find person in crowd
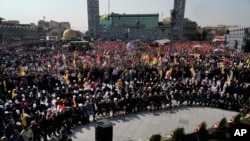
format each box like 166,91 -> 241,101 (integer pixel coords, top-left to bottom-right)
4,119 -> 15,140
0,136 -> 8,141
20,126 -> 33,141
1,39 -> 250,141
9,129 -> 24,141
58,129 -> 68,141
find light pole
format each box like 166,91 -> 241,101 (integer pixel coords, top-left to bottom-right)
136,20 -> 140,40
127,28 -> 130,40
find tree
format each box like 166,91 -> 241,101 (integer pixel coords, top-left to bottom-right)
202,30 -> 208,41
234,40 -> 238,50
171,127 -> 185,141
0,17 -> 4,24
244,38 -> 250,53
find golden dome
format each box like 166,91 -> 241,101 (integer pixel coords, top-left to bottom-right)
62,29 -> 77,39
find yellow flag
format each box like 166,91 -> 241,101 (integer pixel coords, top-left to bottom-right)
226,74 -> 231,84
64,73 -> 69,84
83,80 -> 88,88
83,63 -> 88,69
174,56 -> 177,64
21,109 -> 27,126
19,65 -> 25,76
77,72 -> 81,80
3,80 -> 7,92
145,54 -> 150,64
190,67 -> 195,76
73,59 -> 76,68
195,54 -> 200,59
159,69 -> 163,78
12,89 -> 16,99
152,57 -> 157,65
73,51 -> 77,59
220,62 -> 224,73
237,61 -> 243,68
73,99 -> 77,108
246,58 -> 250,68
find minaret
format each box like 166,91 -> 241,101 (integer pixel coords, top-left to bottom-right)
87,0 -> 100,39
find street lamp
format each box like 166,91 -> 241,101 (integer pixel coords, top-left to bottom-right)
127,28 -> 130,40
136,20 -> 140,40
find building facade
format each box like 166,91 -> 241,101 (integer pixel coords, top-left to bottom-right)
107,13 -> 159,28
0,24 -> 38,40
87,0 -> 100,39
160,17 -> 197,40
99,13 -> 166,41
38,20 -> 71,40
171,0 -> 186,40
228,26 -> 249,52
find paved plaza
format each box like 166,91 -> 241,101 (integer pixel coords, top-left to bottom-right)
50,106 -> 238,141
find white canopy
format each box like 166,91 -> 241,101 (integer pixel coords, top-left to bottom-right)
153,39 -> 170,45
194,44 -> 203,48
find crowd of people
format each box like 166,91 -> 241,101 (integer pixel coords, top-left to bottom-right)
0,39 -> 250,141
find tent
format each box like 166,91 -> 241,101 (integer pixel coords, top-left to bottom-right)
153,39 -> 170,45
194,44 -> 203,48
213,48 -> 225,52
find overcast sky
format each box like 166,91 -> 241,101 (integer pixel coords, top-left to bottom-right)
1,0 -> 250,32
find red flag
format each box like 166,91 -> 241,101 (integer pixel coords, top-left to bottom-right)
57,104 -> 65,112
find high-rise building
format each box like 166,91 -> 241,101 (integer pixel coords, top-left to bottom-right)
171,0 -> 186,40
228,26 -> 249,52
87,0 -> 100,38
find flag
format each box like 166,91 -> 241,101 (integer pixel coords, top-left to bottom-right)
165,67 -> 173,79
102,61 -> 107,68
3,80 -> 7,92
73,51 -> 78,59
190,67 -> 195,77
237,61 -> 243,68
226,74 -> 231,84
21,109 -> 27,126
64,73 -> 69,84
174,56 -> 177,64
152,56 -> 157,65
159,69 -> 163,79
19,65 -> 25,76
72,99 -> 77,108
57,104 -> 65,112
246,58 -> 250,68
12,89 -> 16,99
77,72 -> 81,80
83,80 -> 88,88
126,41 -> 133,52
230,70 -> 234,81
144,54 -> 150,64
220,62 -> 224,73
73,59 -> 76,68
194,54 -> 200,60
